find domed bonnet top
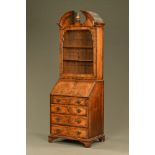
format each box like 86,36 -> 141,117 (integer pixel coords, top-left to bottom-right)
58,10 -> 105,28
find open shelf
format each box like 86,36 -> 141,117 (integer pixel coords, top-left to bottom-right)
63,46 -> 93,49
63,30 -> 93,47
62,30 -> 93,75
63,61 -> 93,74
63,48 -> 93,62
63,59 -> 93,62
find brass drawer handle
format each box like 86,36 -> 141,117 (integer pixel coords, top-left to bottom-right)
56,107 -> 60,111
76,100 -> 81,104
76,109 -> 81,113
56,129 -> 61,133
76,119 -> 81,124
76,131 -> 81,135
56,117 -> 60,122
56,99 -> 60,103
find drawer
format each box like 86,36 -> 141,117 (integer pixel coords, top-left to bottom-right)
51,125 -> 68,136
51,96 -> 87,106
70,98 -> 86,105
69,115 -> 88,127
51,125 -> 88,139
51,104 -> 87,116
51,114 -> 69,126
52,96 -> 70,104
69,126 -> 88,139
51,114 -> 88,127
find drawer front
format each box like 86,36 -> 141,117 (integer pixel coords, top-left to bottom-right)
51,125 -> 67,136
51,114 -> 88,127
70,106 -> 87,116
51,114 -> 69,126
52,96 -> 70,104
51,96 -> 87,106
51,125 -> 88,139
51,104 -> 68,114
70,98 -> 86,105
69,126 -> 88,139
69,115 -> 88,127
51,104 -> 87,116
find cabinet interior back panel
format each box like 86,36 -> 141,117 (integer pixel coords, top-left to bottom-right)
62,30 -> 93,75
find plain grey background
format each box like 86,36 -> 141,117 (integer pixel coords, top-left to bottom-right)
27,0 -> 128,154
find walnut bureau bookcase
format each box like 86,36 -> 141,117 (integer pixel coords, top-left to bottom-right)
48,10 -> 105,148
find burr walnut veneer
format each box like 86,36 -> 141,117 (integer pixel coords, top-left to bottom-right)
48,10 -> 105,147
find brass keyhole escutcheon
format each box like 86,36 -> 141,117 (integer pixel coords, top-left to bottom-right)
76,100 -> 80,104
56,99 -> 60,103
77,109 -> 81,113
56,129 -> 61,133
76,119 -> 81,124
76,131 -> 81,135
56,107 -> 60,111
56,117 -> 60,122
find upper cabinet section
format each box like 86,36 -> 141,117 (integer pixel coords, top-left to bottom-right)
59,11 -> 105,80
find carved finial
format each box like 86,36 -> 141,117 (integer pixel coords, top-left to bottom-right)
75,12 -> 80,22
